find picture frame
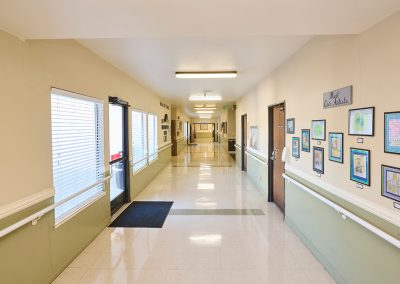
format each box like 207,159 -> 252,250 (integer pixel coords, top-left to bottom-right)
287,118 -> 295,134
350,148 -> 370,186
348,107 -> 375,136
249,126 -> 259,150
313,147 -> 324,174
329,132 -> 344,163
382,165 -> 400,202
384,112 -> 400,154
292,137 -> 300,158
312,120 -> 326,141
200,124 -> 208,130
301,129 -> 310,152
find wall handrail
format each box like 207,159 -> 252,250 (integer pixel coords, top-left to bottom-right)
245,149 -> 268,166
283,173 -> 400,250
0,175 -> 112,239
158,143 -> 173,153
234,144 -> 241,149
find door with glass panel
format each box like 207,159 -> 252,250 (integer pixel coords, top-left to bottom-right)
109,97 -> 130,214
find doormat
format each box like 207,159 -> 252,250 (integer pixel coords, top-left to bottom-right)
109,201 -> 173,228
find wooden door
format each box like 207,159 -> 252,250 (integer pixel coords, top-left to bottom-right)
242,114 -> 247,171
271,105 -> 285,211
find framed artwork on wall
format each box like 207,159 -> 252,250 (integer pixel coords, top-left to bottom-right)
384,112 -> 400,154
287,118 -> 295,134
292,137 -> 300,158
200,124 -> 208,130
382,165 -> 400,202
249,126 -> 259,150
350,148 -> 370,186
348,107 -> 375,136
313,147 -> 324,174
329,132 -> 344,163
312,120 -> 326,140
301,129 -> 310,152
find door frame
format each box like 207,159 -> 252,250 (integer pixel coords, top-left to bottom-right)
267,101 -> 285,203
241,114 -> 247,171
109,96 -> 131,215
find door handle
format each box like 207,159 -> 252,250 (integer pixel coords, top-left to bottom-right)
270,151 -> 275,161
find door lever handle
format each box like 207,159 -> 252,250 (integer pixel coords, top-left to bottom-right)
270,151 -> 275,161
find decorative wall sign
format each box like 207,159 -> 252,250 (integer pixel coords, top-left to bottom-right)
329,132 -> 344,163
160,101 -> 170,110
313,147 -> 324,174
384,112 -> 400,154
348,107 -> 375,136
323,86 -> 353,109
312,120 -> 326,140
287,118 -> 295,134
382,165 -> 400,202
249,126 -> 259,150
350,148 -> 370,186
292,137 -> 300,158
301,129 -> 310,152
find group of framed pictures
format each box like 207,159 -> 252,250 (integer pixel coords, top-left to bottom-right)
287,107 -> 400,204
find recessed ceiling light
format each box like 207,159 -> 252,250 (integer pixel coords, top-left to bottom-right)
176,71 -> 237,79
189,95 -> 222,101
199,115 -> 212,119
196,110 -> 214,114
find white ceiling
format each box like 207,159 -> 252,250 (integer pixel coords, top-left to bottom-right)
0,0 -> 399,117
79,36 -> 311,116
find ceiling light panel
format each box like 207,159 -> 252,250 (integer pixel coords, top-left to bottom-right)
196,110 -> 214,114
176,71 -> 237,79
189,95 -> 222,101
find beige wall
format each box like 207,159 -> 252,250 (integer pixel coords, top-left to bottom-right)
236,11 -> 400,223
0,31 -> 170,207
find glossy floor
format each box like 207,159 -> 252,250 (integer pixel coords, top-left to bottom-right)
53,141 -> 335,284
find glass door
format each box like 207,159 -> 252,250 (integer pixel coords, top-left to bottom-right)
109,97 -> 130,214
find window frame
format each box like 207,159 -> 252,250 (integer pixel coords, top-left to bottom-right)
50,88 -> 105,227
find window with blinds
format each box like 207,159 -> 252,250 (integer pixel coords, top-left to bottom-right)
148,114 -> 158,162
51,88 -> 105,225
132,110 -> 147,173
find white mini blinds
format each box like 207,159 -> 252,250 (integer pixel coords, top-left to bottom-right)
51,88 -> 105,225
148,114 -> 158,162
132,110 -> 147,172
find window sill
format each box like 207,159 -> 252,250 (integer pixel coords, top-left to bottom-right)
54,191 -> 106,229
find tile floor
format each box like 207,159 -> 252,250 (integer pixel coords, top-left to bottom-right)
53,141 -> 335,284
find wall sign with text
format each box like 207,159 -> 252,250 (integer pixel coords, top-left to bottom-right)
323,86 -> 353,109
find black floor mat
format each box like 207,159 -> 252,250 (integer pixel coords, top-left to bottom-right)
109,201 -> 173,228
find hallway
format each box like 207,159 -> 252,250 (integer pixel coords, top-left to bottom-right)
53,142 -> 334,284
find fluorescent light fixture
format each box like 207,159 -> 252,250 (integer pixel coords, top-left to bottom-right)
199,115 -> 212,119
194,107 -> 217,110
189,95 -> 222,101
176,71 -> 237,79
196,110 -> 214,114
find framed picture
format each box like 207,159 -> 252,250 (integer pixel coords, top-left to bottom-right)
313,147 -> 324,174
287,118 -> 295,134
301,129 -> 310,152
348,107 -> 375,136
382,165 -> 400,202
249,126 -> 259,150
292,137 -> 300,158
350,148 -> 370,186
200,124 -> 208,130
312,120 -> 326,140
329,132 -> 344,163
384,112 -> 400,154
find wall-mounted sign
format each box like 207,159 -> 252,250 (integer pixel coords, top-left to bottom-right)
160,101 -> 170,110
323,86 -> 352,109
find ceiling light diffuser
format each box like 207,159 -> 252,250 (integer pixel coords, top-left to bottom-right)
199,115 -> 212,119
189,95 -> 222,101
176,71 -> 237,79
196,110 -> 214,114
194,107 -> 217,110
